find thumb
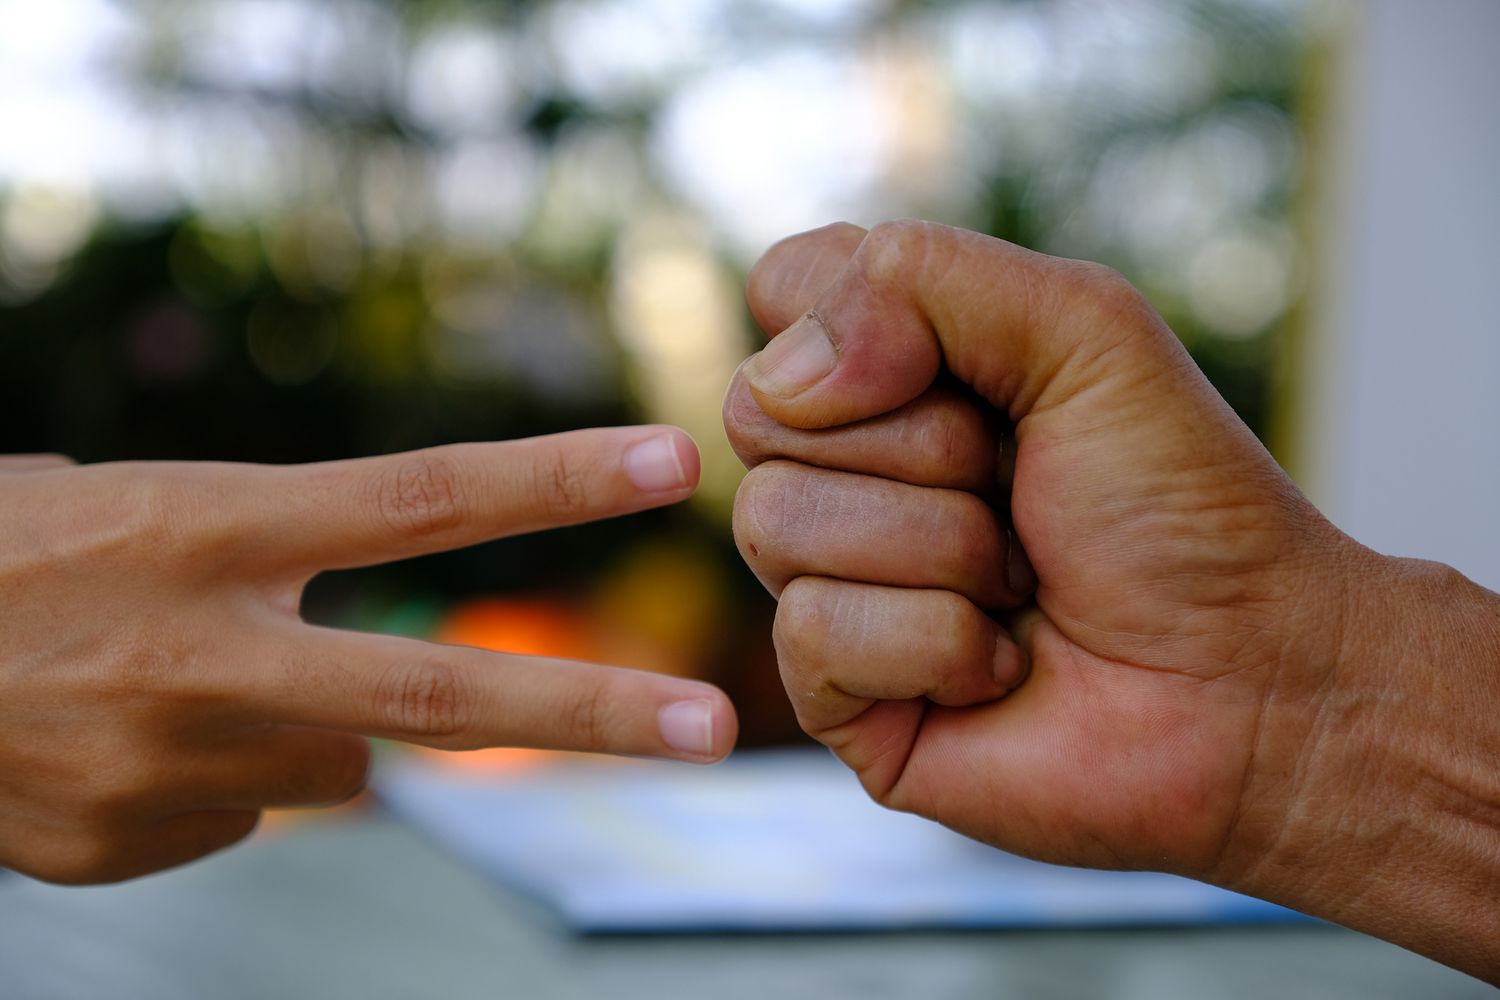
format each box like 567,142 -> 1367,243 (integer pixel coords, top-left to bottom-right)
741,220 -> 1177,428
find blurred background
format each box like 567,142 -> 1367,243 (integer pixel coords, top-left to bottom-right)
0,0 -> 1324,760
2,0 -> 1495,773
6,5 -> 1500,996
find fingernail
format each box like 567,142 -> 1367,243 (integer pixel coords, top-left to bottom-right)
658,699 -> 714,757
742,312 -> 837,398
624,434 -> 688,492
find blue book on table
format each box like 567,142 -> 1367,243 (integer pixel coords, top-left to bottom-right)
376,748 -> 1309,934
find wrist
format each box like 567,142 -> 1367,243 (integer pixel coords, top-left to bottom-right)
1223,544 -> 1500,980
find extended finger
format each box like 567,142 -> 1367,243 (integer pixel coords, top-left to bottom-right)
238,426 -> 700,572
724,375 -> 1002,493
733,461 -> 1032,609
243,625 -> 738,763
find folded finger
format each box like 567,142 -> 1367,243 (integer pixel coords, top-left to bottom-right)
43,810 -> 262,885
774,577 -> 1026,736
172,727 -> 371,812
734,461 -> 1030,609
724,375 -> 1002,493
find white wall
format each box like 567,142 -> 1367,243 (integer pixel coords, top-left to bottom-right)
1301,0 -> 1500,589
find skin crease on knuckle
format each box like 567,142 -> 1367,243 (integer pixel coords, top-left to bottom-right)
373,659 -> 472,745
528,443 -> 591,521
373,452 -> 464,540
121,467 -> 253,571
558,681 -> 612,753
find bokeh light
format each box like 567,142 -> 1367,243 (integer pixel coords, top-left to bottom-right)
0,0 -> 1325,750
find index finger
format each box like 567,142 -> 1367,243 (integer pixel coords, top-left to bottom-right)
245,624 -> 738,763
241,426 -> 700,572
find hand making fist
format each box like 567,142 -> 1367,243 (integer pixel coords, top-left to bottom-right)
724,221 -> 1499,982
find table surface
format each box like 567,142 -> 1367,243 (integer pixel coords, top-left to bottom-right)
0,813 -> 1489,1000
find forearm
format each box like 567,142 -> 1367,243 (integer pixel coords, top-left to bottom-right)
1230,552 -> 1500,982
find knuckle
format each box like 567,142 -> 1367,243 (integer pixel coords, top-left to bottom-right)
106,631 -> 194,696
558,683 -> 611,751
720,376 -> 772,464
820,220 -> 868,242
772,579 -> 834,676
1072,259 -> 1133,296
915,407 -> 979,478
374,659 -> 472,740
374,452 -> 464,540
528,444 -> 590,521
929,591 -> 983,667
773,583 -> 852,742
120,473 -> 210,555
732,464 -> 793,560
859,219 -> 934,289
1067,260 -> 1153,329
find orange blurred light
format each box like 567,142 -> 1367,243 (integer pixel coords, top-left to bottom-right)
433,595 -> 592,658
417,596 -> 594,773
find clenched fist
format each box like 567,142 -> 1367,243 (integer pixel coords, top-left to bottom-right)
725,221 -> 1499,983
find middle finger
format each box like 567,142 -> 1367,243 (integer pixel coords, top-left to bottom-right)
734,460 -> 1031,609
